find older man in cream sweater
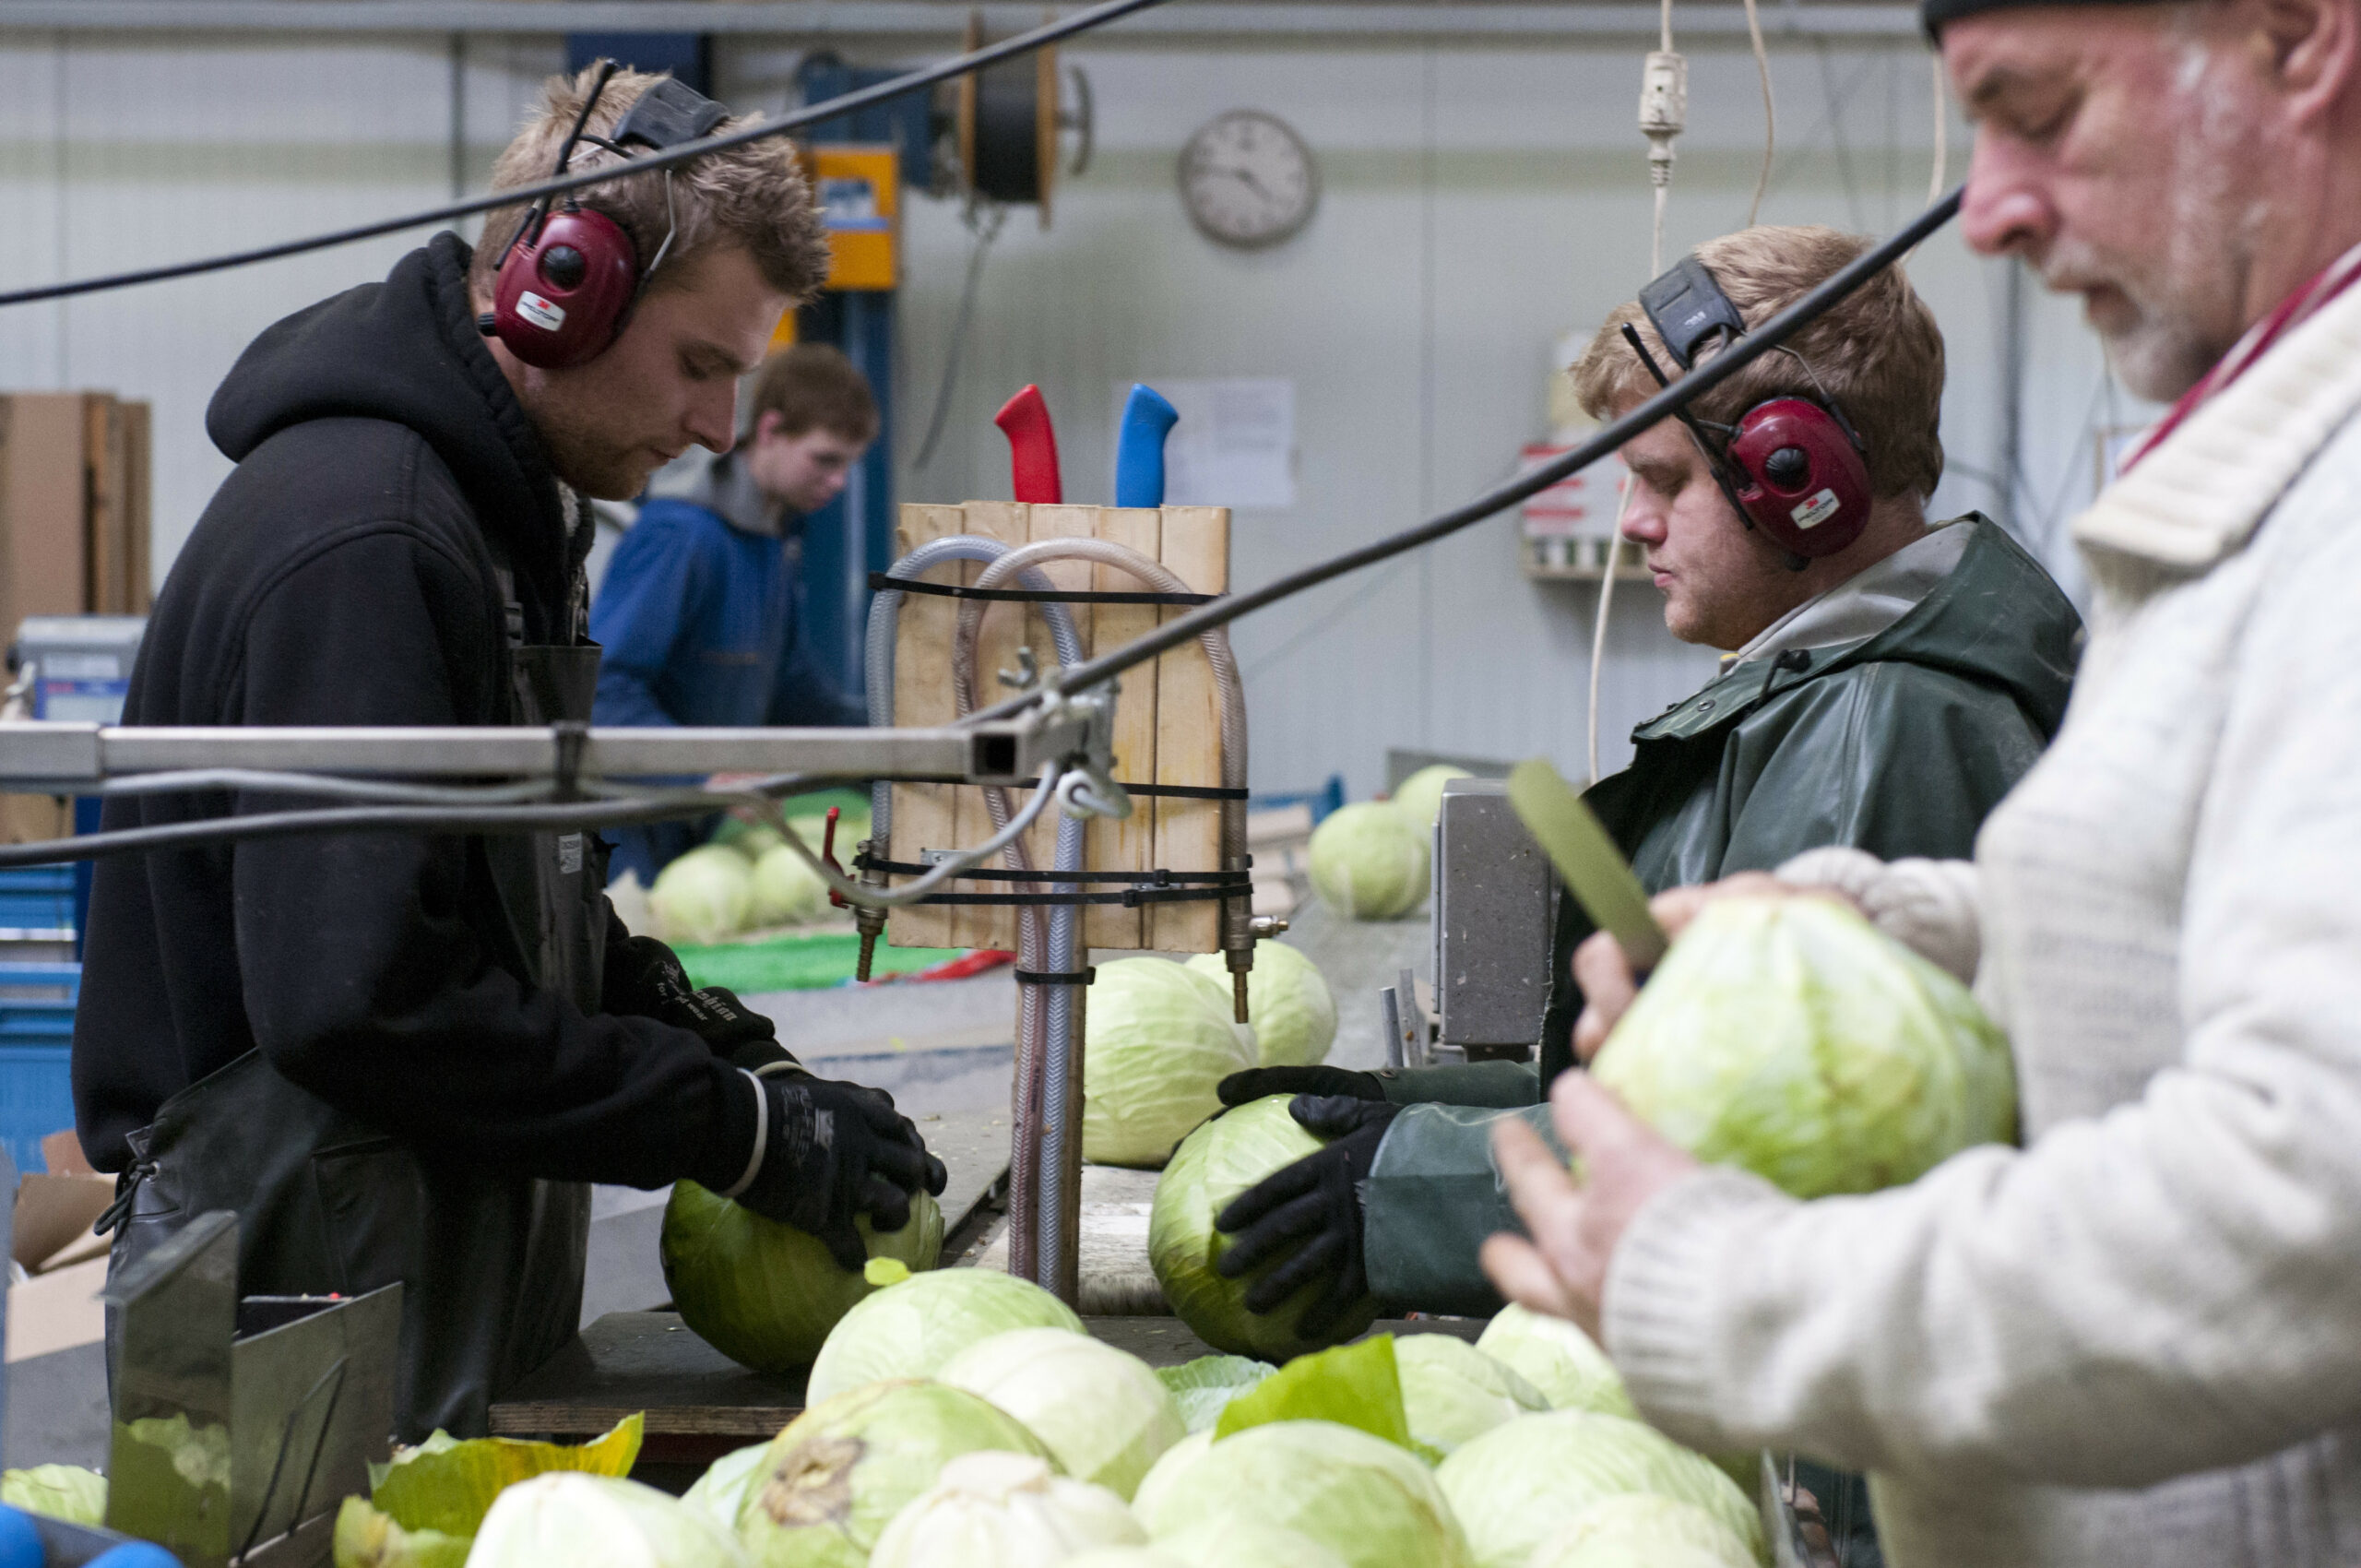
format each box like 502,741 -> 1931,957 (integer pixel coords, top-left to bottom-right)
1483,0 -> 2361,1562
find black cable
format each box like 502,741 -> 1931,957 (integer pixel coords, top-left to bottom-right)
0,0 -> 1171,311
969,184 -> 1966,721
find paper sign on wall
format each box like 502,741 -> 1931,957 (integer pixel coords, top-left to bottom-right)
1117,377 -> 1297,508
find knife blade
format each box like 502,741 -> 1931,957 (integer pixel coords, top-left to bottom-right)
1114,382 -> 1179,507
1505,757 -> 1669,971
994,384 -> 1064,504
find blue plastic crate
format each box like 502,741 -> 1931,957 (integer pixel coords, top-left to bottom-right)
0,869 -> 74,894
0,1039 -> 74,1175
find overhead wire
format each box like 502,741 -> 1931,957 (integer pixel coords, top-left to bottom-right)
0,0 -> 1174,311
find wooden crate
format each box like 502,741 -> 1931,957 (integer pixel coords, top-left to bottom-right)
883,502 -> 1231,955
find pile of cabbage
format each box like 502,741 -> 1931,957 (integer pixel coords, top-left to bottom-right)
536,1265 -> 1758,1568
313,1253 -> 1765,1568
1081,944 -> 1336,1169
647,805 -> 869,946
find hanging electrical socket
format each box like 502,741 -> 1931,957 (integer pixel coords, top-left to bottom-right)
1639,50 -> 1688,139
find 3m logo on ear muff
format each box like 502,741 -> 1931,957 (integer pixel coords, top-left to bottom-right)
515,292 -> 567,333
1791,489 -> 1843,530
1631,255 -> 1876,564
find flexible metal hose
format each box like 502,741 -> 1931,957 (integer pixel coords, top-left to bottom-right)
957,536 -> 1250,1296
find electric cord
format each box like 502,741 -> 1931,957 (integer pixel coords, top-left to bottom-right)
1585,480 -> 1640,784
0,0 -> 1173,311
913,200 -> 1010,471
969,185 -> 1966,720
1741,0 -> 1777,227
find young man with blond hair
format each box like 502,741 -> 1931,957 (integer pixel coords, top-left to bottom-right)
594,342 -> 881,883
1492,0 -> 2361,1560
77,66 -> 943,1437
1207,224 -> 2079,1439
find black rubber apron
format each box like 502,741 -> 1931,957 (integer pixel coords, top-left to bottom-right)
105,552 -> 607,1441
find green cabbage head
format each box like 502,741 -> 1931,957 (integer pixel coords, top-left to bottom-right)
1307,803 -> 1429,921
1471,1304 -> 1636,1419
1148,1095 -> 1380,1359
469,1474 -> 746,1566
1186,942 -> 1337,1068
0,1465 -> 105,1526
680,1444 -> 769,1536
650,846 -> 755,945
803,1266 -> 1084,1405
1591,896 -> 2017,1198
1134,1420 -> 1471,1568
1082,958 -> 1253,1168
1526,1494 -> 1757,1568
866,1452 -> 1144,1568
1434,1410 -> 1760,1568
1389,765 -> 1473,827
1157,1354 -> 1276,1433
661,1179 -> 942,1374
1393,1335 -> 1547,1456
936,1326 -> 1185,1500
751,845 -> 831,927
1157,1518 -> 1353,1568
735,1381 -> 1050,1568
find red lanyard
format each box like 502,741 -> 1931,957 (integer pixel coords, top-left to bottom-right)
2121,245 -> 2361,473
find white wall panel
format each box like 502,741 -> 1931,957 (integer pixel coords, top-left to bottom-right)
1,28 -> 2140,801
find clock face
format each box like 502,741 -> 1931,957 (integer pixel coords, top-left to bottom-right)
1179,110 -> 1319,249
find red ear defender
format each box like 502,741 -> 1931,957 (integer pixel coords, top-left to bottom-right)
1724,398 -> 1874,559
489,205 -> 641,370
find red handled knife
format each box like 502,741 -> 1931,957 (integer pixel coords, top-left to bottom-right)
994,385 -> 1064,504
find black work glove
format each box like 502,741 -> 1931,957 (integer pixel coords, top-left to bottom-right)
731,1071 -> 950,1271
1213,1094 -> 1401,1338
604,934 -> 787,1065
1216,1066 -> 1387,1110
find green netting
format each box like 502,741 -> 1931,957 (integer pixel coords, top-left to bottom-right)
672,932 -> 968,992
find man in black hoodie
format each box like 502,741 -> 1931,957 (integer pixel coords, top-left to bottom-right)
75,66 -> 943,1438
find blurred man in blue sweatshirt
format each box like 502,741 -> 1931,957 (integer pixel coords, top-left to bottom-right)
592,342 -> 876,882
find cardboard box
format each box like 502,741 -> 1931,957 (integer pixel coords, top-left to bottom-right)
7,1255 -> 106,1362
0,390 -> 155,639
0,395 -> 89,643
6,1131 -> 114,1364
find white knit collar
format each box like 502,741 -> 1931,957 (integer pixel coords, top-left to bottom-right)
2073,276 -> 2361,572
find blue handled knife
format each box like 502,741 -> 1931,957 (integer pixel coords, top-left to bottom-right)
1114,383 -> 1180,507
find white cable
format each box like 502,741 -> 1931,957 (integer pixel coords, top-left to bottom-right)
1585,479 -> 1639,783
1929,55 -> 1948,204
1740,0 -> 1775,227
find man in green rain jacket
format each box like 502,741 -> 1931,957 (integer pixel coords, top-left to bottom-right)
1214,222 -> 2081,1327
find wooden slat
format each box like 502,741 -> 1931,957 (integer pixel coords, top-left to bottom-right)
1148,506 -> 1230,953
884,503 -> 970,949
946,501 -> 1029,951
1083,507 -> 1161,950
